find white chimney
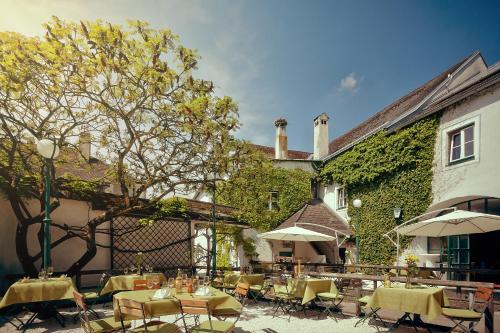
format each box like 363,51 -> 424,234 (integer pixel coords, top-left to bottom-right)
274,118 -> 288,159
313,113 -> 329,159
79,132 -> 91,161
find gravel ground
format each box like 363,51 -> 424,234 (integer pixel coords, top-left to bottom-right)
1,301 -> 498,333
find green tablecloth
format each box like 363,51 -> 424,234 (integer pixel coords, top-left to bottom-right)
0,277 -> 76,309
113,287 -> 242,320
288,278 -> 338,305
100,273 -> 167,295
367,285 -> 448,320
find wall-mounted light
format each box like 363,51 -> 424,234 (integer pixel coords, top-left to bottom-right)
393,207 -> 402,219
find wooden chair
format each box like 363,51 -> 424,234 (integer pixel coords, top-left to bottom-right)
442,287 -> 493,333
116,298 -> 179,333
215,282 -> 249,324
179,299 -> 234,333
0,298 -> 24,330
133,280 -> 148,291
74,291 -> 129,333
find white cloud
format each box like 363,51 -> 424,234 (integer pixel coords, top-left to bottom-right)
339,72 -> 362,93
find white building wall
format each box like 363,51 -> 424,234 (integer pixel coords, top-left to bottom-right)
406,83 -> 500,267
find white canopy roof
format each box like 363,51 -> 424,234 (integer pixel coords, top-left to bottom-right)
397,210 -> 500,237
259,225 -> 336,242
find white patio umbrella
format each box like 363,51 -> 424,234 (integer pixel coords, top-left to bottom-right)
396,210 -> 500,237
259,225 -> 336,242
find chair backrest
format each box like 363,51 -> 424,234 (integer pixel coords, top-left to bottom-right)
73,291 -> 93,333
117,298 -> 148,331
234,282 -> 250,298
179,299 -> 214,332
133,279 -> 148,290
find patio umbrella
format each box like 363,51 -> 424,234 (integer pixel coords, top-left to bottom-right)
397,210 -> 500,237
259,225 -> 336,242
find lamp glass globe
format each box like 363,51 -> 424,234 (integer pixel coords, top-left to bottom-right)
353,198 -> 362,208
36,139 -> 60,159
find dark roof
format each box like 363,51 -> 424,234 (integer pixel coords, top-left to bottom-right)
250,144 -> 311,160
277,199 -> 352,236
327,53 -> 473,157
56,148 -> 112,183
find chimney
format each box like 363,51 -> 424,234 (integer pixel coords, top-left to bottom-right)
274,118 -> 288,159
313,113 -> 329,159
79,132 -> 91,161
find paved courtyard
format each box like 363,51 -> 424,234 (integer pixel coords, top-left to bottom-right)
2,301 -> 499,333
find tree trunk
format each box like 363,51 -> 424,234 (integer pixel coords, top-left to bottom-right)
15,222 -> 38,276
65,224 -> 97,277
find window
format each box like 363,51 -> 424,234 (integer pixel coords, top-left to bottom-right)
449,125 -> 474,163
427,237 -> 441,254
268,191 -> 279,211
337,187 -> 347,209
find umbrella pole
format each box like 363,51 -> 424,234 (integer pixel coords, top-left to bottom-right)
396,232 -> 400,271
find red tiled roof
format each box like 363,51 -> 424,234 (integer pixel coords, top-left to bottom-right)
277,199 -> 352,236
56,148 -> 112,182
250,144 -> 311,160
328,53 -> 473,156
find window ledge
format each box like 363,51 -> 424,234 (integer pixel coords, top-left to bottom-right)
447,155 -> 475,167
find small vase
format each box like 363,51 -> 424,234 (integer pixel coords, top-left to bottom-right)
405,275 -> 412,289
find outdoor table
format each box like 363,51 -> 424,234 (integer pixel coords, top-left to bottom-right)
0,277 -> 76,331
367,284 -> 449,330
100,273 -> 166,295
289,278 -> 338,305
113,286 -> 242,320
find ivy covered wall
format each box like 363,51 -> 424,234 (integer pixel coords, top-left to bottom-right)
320,116 -> 440,264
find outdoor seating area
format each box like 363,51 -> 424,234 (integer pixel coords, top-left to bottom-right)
1,267 -> 498,333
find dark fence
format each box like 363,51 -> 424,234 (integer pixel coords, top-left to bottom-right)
111,214 -> 193,276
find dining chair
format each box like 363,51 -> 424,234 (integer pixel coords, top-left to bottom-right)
116,298 -> 179,333
315,280 -> 344,320
0,299 -> 24,330
133,280 -> 148,291
73,272 -> 112,323
442,286 -> 493,333
270,277 -> 297,319
74,291 -> 129,333
215,282 -> 249,325
179,299 -> 234,333
354,295 -> 386,332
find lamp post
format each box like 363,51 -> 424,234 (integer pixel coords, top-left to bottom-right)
36,139 -> 60,269
208,172 -> 217,280
352,198 -> 362,263
393,207 -> 402,267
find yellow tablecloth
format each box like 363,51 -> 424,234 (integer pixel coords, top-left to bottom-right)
113,287 -> 242,320
100,273 -> 167,295
238,274 -> 265,287
0,277 -> 75,309
367,285 -> 447,320
289,278 -> 338,305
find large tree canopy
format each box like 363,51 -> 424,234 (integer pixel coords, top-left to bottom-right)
0,17 -> 250,275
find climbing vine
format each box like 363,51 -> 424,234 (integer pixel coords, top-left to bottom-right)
218,154 -> 313,231
320,116 -> 440,264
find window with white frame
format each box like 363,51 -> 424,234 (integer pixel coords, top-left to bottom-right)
268,191 -> 279,211
337,187 -> 347,209
449,124 -> 474,163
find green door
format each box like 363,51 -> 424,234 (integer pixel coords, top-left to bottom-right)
447,235 -> 470,280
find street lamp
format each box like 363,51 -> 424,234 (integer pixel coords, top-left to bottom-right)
207,172 -> 217,280
36,139 -> 60,269
352,198 -> 362,263
393,207 -> 402,267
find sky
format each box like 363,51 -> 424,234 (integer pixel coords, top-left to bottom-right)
1,0 -> 499,152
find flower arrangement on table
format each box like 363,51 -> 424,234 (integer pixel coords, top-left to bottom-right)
404,254 -> 420,288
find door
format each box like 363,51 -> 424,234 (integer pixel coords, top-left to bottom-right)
447,234 -> 470,280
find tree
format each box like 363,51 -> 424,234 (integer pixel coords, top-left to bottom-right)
217,152 -> 313,231
0,17 -> 249,276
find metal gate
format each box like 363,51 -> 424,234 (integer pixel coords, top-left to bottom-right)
111,214 -> 193,276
